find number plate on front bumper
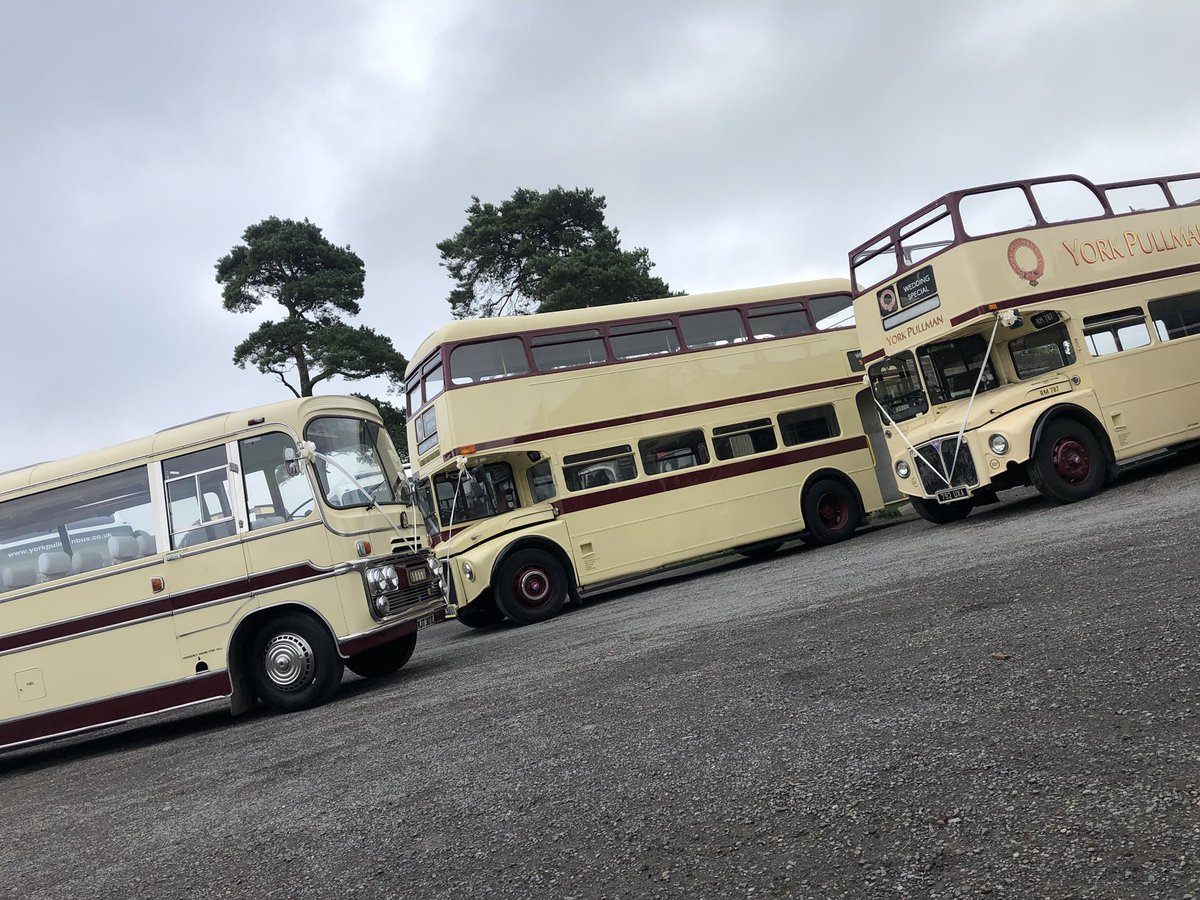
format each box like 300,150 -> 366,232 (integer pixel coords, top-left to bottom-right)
417,614 -> 438,629
936,487 -> 970,504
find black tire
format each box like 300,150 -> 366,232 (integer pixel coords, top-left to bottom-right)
346,630 -> 417,678
248,612 -> 343,712
1029,419 -> 1106,503
455,597 -> 506,629
738,540 -> 784,560
909,495 -> 975,524
494,548 -> 569,626
800,478 -> 861,546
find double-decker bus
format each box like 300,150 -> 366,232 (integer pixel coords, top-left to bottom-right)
0,395 -> 447,750
404,281 -> 901,627
850,171 -> 1200,523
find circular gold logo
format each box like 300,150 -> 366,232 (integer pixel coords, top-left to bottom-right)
877,287 -> 898,315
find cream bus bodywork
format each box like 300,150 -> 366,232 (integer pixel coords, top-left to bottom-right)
0,396 -> 446,750
405,281 -> 899,627
849,172 -> 1200,521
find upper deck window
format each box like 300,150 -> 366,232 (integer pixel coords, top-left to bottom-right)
809,294 -> 855,330
679,310 -> 747,349
450,338 -> 531,385
530,329 -> 607,370
746,301 -> 811,339
1169,176 -> 1200,206
423,360 -> 445,401
1030,180 -> 1105,223
1104,183 -> 1169,213
958,187 -> 1036,238
609,319 -> 680,360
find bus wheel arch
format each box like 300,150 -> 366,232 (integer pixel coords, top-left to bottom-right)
490,538 -> 575,626
799,470 -> 864,546
1029,406 -> 1113,503
229,604 -> 343,714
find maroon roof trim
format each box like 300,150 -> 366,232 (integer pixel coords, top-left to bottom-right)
0,563 -> 329,654
551,436 -> 869,515
441,374 -> 865,460
0,671 -> 231,749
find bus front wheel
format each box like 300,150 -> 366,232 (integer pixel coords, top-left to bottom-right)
909,495 -> 975,524
1030,420 -> 1105,503
801,479 -> 861,546
346,630 -> 417,678
249,613 -> 343,712
494,549 -> 568,626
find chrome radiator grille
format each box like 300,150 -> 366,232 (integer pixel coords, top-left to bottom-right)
915,438 -> 977,494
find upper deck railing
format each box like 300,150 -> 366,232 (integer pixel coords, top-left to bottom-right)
849,172 -> 1200,297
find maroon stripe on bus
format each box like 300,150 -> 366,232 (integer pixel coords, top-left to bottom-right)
861,349 -> 885,364
552,436 -> 869,514
0,563 -> 330,654
441,375 -> 865,460
948,261 -> 1200,327
0,671 -> 231,749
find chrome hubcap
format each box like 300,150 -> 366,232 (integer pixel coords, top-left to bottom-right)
263,632 -> 315,692
515,566 -> 551,607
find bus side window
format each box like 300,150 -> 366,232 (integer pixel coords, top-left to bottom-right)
1082,308 -> 1152,357
639,430 -> 710,476
164,446 -> 235,549
526,459 -> 557,502
1148,291 -> 1200,341
562,446 -> 637,492
779,406 -> 841,446
238,432 -> 315,528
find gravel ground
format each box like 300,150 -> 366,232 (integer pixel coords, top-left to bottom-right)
2,454 -> 1198,900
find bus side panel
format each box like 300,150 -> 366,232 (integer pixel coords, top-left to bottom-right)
1,567 -> 196,730
1083,334 -> 1200,458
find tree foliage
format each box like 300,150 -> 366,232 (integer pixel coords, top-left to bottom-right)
437,187 -> 678,318
216,217 -> 407,396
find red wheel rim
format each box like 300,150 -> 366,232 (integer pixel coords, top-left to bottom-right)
1052,437 -> 1092,484
817,492 -> 850,531
511,565 -> 552,609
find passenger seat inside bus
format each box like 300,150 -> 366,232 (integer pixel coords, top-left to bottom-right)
37,551 -> 71,582
108,535 -> 140,565
2,563 -> 37,589
71,550 -> 105,574
134,531 -> 157,557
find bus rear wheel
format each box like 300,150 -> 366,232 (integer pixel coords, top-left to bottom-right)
249,613 -> 343,712
494,549 -> 568,626
346,630 -> 417,678
1030,420 -> 1105,503
909,495 -> 975,524
801,478 -> 861,546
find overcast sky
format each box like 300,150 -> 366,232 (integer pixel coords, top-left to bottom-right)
3,0 -> 1197,472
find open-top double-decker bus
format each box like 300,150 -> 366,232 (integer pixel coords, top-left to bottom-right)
850,171 -> 1200,523
405,281 -> 901,627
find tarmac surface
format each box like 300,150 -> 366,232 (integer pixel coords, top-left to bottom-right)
2,453 -> 1198,899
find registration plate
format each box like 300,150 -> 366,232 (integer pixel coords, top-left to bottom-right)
417,613 -> 438,629
936,487 -> 970,504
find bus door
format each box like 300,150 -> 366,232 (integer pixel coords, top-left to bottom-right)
855,389 -> 904,503
159,443 -> 253,671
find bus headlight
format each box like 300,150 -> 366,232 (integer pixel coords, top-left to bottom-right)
989,433 -> 1010,456
462,561 -> 475,582
895,460 -> 911,479
372,593 -> 390,617
367,564 -> 400,595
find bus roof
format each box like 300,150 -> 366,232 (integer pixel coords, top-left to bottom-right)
0,394 -> 380,499
406,278 -> 852,376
